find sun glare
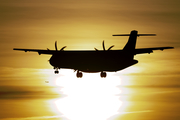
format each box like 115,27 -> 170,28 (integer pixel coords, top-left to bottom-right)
49,70 -> 131,120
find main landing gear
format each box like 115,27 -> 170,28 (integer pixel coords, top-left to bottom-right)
76,71 -> 106,78
100,71 -> 107,78
54,68 -> 107,78
76,71 -> 83,78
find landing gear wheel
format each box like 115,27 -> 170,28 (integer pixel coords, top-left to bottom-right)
54,67 -> 59,74
76,71 -> 83,78
100,72 -> 107,78
54,70 -> 59,74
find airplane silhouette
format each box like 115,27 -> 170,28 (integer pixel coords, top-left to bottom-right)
14,30 -> 174,78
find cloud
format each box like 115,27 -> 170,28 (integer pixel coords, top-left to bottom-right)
0,115 -> 62,120
0,67 -> 58,86
0,85 -> 61,99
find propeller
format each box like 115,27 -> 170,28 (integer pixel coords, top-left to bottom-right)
55,41 -> 67,51
94,40 -> 114,51
55,41 -> 58,51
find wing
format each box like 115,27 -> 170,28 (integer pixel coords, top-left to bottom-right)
13,48 -> 56,55
134,47 -> 174,55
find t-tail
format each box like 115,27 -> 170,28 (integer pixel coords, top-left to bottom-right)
113,30 -> 156,59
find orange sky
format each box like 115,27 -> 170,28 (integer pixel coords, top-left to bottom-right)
0,0 -> 179,86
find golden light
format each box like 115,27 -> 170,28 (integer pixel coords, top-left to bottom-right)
37,66 -> 140,120
117,65 -> 143,86
47,69 -> 132,120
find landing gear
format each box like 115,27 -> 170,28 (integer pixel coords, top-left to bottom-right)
54,70 -> 59,74
100,71 -> 107,78
76,71 -> 83,78
54,67 -> 59,74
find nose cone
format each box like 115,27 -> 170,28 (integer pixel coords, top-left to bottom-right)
49,54 -> 63,68
49,55 -> 56,67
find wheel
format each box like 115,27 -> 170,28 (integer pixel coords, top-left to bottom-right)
100,72 -> 107,78
54,70 -> 59,74
103,72 -> 107,78
76,71 -> 83,78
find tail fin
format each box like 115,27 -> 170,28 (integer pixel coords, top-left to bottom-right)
123,30 -> 138,51
113,30 -> 156,59
113,30 -> 156,51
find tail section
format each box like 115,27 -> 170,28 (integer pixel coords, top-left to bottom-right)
113,30 -> 156,51
122,30 -> 138,51
113,30 -> 156,59
113,30 -> 138,52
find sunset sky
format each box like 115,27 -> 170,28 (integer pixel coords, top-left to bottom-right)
0,0 -> 179,86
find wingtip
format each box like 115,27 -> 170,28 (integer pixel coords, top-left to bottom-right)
170,47 -> 174,49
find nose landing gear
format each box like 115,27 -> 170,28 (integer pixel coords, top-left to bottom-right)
54,70 -> 59,74
54,67 -> 59,74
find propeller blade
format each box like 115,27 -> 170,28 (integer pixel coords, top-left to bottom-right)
94,47 -> 99,51
95,40 -> 114,51
107,45 -> 114,51
60,46 -> 67,51
55,41 -> 58,51
102,40 -> 105,51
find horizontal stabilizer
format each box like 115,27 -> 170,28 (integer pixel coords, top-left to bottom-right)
112,34 -> 131,36
113,34 -> 156,36
138,34 -> 156,36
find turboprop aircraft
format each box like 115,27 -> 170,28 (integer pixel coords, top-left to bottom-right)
13,30 -> 174,78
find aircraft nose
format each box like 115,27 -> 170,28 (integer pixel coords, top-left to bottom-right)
49,56 -> 55,66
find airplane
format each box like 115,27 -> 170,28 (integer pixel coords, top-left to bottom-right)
13,30 -> 174,78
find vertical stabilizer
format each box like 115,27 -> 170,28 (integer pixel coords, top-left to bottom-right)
112,30 -> 138,59
121,31 -> 156,51
113,30 -> 156,52
112,30 -> 138,53
123,30 -> 138,52
112,30 -> 156,59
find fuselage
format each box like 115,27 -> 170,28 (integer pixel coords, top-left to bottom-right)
49,50 -> 138,72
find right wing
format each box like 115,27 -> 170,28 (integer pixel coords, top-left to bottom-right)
134,47 -> 174,55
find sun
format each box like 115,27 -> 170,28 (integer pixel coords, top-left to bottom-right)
51,70 -> 129,120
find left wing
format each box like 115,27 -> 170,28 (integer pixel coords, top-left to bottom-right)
13,48 -> 56,55
134,47 -> 174,55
